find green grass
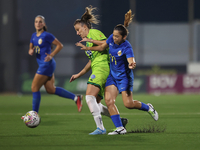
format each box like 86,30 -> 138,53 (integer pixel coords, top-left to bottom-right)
0,94 -> 200,150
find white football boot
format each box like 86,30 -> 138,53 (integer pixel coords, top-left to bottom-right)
108,127 -> 127,135
147,103 -> 159,121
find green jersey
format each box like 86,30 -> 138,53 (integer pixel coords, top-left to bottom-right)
86,29 -> 109,68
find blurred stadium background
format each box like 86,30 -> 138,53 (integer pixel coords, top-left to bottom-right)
0,0 -> 200,95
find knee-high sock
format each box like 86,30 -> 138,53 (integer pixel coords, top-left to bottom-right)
111,114 -> 123,128
55,87 -> 75,100
98,103 -> 110,117
32,91 -> 41,113
139,102 -> 149,111
86,95 -> 105,130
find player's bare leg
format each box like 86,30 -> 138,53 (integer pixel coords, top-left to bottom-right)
121,91 -> 158,121
32,73 -> 50,92
44,74 -> 55,94
104,85 -> 119,116
105,85 -> 127,135
44,74 -> 83,112
121,91 -> 141,109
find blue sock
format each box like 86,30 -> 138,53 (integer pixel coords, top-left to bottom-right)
32,91 -> 41,113
55,87 -> 75,100
111,114 -> 123,128
140,102 -> 149,111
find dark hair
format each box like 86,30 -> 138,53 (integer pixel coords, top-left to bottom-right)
74,5 -> 99,29
114,10 -> 134,37
43,26 -> 47,31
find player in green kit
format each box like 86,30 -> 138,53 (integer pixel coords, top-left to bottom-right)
85,29 -> 110,98
70,5 -> 128,135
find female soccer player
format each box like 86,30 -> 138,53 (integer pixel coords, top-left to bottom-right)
23,15 -> 83,117
71,6 -> 128,135
76,10 -> 159,135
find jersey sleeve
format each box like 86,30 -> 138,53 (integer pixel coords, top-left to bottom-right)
106,34 -> 113,45
45,32 -> 55,44
124,45 -> 134,58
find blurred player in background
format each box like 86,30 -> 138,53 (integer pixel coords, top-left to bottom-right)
22,15 -> 82,118
71,6 -> 128,135
76,10 -> 159,135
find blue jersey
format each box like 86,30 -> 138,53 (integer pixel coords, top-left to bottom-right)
30,31 -> 56,76
30,31 -> 55,64
106,34 -> 134,81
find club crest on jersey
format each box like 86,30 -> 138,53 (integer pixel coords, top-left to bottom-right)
91,74 -> 96,79
38,38 -> 42,45
117,50 -> 122,56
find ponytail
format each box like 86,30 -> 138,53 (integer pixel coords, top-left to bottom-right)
74,5 -> 99,29
114,9 -> 134,37
124,9 -> 134,28
43,26 -> 47,31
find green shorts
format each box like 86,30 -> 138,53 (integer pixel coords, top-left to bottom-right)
87,65 -> 110,99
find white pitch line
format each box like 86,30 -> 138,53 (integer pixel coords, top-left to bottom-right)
0,112 -> 200,116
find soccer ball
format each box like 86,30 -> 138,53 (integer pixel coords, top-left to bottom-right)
23,110 -> 41,128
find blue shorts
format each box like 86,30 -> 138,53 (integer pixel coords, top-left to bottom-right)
36,59 -> 56,77
105,73 -> 133,93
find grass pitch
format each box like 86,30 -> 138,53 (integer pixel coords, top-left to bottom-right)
0,94 -> 200,150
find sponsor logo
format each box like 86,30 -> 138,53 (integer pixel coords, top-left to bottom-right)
91,74 -> 96,79
86,50 -> 92,56
183,75 -> 200,88
150,75 -> 177,88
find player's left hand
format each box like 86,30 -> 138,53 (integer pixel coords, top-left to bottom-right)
75,42 -> 87,50
44,53 -> 53,62
129,62 -> 136,69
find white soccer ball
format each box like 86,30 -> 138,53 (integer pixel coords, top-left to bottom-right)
23,110 -> 41,128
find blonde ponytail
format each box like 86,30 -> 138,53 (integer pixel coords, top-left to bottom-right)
74,5 -> 99,29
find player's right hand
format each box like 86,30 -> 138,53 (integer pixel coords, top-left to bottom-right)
75,42 -> 87,50
79,37 -> 90,43
70,74 -> 79,82
28,47 -> 35,56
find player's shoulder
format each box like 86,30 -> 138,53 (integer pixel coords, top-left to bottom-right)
89,29 -> 101,33
89,29 -> 105,36
43,31 -> 56,41
43,31 -> 53,36
107,34 -> 114,43
89,29 -> 106,40
123,40 -> 132,48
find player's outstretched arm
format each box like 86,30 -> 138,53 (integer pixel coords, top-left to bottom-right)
75,42 -> 108,52
70,60 -> 91,82
80,38 -> 106,46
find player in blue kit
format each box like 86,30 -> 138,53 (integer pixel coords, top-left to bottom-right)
76,10 -> 158,135
22,15 -> 82,118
